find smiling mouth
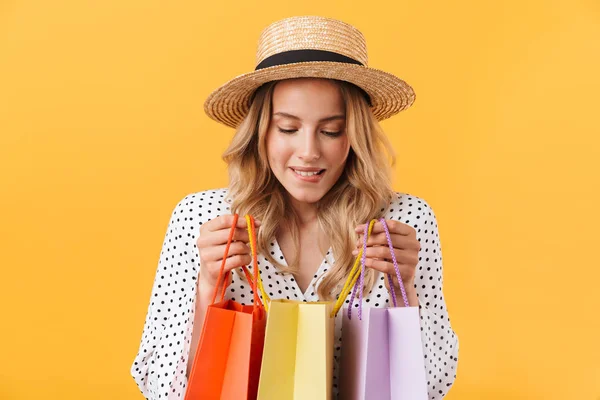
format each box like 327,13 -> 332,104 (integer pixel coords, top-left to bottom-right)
290,168 -> 326,177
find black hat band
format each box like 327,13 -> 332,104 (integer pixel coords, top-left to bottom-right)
253,49 -> 372,106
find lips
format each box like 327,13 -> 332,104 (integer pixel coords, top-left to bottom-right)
290,168 -> 325,177
289,167 -> 326,182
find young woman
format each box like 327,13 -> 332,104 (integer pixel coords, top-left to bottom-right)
131,16 -> 459,400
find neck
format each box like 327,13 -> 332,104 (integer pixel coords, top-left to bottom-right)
289,196 -> 318,227
283,196 -> 330,252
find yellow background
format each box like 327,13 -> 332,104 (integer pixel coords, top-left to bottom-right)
1,0 -> 599,399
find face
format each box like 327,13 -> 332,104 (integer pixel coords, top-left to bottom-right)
265,78 -> 351,206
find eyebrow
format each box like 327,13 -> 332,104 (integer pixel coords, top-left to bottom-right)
272,112 -> 346,123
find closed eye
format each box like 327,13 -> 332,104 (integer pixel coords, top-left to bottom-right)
278,128 -> 297,134
277,128 -> 342,137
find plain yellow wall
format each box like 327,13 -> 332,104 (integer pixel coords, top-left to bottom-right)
1,0 -> 599,399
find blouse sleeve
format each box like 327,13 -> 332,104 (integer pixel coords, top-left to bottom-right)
130,198 -> 186,399
413,200 -> 460,399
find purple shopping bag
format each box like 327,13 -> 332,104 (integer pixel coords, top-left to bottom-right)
338,218 -> 428,400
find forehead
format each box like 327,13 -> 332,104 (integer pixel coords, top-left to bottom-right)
271,78 -> 345,119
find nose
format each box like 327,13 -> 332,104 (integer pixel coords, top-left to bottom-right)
298,130 -> 321,161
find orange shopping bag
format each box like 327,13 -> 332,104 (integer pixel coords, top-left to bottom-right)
184,214 -> 267,400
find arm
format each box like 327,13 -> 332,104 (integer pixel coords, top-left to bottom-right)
130,199 -> 185,399
355,197 -> 460,398
415,201 -> 459,399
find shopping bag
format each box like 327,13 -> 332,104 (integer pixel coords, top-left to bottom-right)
257,299 -> 335,399
184,214 -> 267,400
336,218 -> 428,400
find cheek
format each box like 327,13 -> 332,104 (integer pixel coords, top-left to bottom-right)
325,138 -> 351,165
266,133 -> 291,167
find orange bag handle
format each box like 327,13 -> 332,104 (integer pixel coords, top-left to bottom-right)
245,214 -> 265,310
209,214 -> 263,311
243,214 -> 270,312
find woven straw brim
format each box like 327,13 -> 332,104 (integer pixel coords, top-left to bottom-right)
203,61 -> 416,128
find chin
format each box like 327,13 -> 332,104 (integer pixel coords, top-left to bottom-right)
282,184 -> 329,204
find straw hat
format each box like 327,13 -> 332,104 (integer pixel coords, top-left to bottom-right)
203,16 -> 416,128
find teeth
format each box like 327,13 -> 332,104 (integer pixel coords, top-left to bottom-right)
293,169 -> 321,177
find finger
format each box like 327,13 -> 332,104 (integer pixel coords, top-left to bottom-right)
353,245 -> 395,261
201,214 -> 238,233
355,219 -> 414,237
198,226 -> 256,248
202,214 -> 261,233
224,254 -> 253,271
201,241 -> 252,262
206,254 -> 253,277
353,246 -> 418,265
362,257 -> 399,275
361,233 -> 421,250
355,233 -> 420,251
362,258 -> 413,288
355,233 -> 392,247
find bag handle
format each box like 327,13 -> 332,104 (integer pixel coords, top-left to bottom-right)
378,217 -> 410,309
245,214 -> 271,312
218,213 -> 272,311
347,219 -> 376,320
331,219 -> 376,317
209,214 -> 264,312
348,218 -> 410,319
332,218 -> 410,318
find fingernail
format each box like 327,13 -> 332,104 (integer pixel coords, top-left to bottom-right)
352,249 -> 358,255
354,226 -> 362,232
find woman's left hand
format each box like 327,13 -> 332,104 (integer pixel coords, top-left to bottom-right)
353,219 -> 421,306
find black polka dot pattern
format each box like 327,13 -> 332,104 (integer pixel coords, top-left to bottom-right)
130,189 -> 459,399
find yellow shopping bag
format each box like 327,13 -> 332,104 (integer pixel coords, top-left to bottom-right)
256,299 -> 335,399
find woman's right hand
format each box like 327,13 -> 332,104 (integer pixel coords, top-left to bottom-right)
196,214 -> 261,294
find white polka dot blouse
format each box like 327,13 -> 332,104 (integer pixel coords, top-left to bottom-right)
130,188 -> 459,399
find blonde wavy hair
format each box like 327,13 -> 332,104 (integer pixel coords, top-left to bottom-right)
222,78 -> 396,300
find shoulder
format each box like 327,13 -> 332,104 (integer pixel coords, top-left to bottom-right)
168,187 -> 231,226
383,191 -> 440,239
